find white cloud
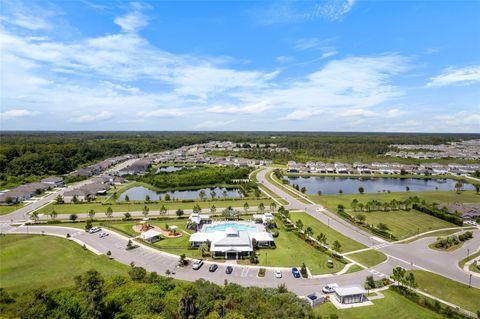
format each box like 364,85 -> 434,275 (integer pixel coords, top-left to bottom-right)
280,110 -> 315,121
0,2 -> 56,31
294,38 -> 322,51
206,101 -> 270,114
114,3 -> 149,33
137,109 -> 184,118
435,112 -> 480,125
315,0 -> 356,20
71,111 -> 113,123
0,109 -> 38,120
426,65 -> 480,87
195,120 -> 235,129
276,56 -> 295,63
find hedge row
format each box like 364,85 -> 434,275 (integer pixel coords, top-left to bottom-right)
412,204 -> 463,226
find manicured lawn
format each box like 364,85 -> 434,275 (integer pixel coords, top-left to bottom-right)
0,234 -> 128,292
357,210 -> 455,240
0,204 -> 24,215
346,249 -> 387,268
411,270 -> 480,313
459,250 -> 480,269
265,171 -> 311,204
402,228 -> 465,243
37,198 -> 270,215
469,263 -> 480,273
310,190 -> 480,212
345,264 -> 363,274
256,223 -> 344,274
289,211 -> 366,252
313,289 -> 444,319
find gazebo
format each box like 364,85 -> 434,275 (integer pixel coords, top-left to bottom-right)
140,229 -> 162,243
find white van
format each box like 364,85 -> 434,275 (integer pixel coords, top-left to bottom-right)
322,283 -> 339,294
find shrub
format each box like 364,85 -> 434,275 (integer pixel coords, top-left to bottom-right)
258,268 -> 266,277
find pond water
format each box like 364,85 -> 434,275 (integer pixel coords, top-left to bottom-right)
156,166 -> 196,173
283,176 -> 474,195
118,186 -> 243,201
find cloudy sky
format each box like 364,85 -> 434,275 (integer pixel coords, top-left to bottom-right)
1,0 -> 479,132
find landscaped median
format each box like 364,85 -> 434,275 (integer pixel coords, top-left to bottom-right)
345,249 -> 388,268
264,170 -> 312,204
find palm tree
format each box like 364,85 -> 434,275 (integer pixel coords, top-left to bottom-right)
305,226 -> 313,239
357,203 -> 364,212
199,190 -> 206,201
355,213 -> 366,223
210,205 -> 216,214
210,190 -> 217,199
270,202 -> 277,212
50,210 -> 58,220
358,186 -> 365,194
454,181 -> 464,193
258,202 -> 265,213
106,206 -> 113,220
142,205 -> 149,218
243,202 -> 249,213
351,199 -> 358,212
160,205 -> 167,215
295,219 -> 304,231
317,233 -> 327,245
222,190 -> 228,198
88,209 -> 95,220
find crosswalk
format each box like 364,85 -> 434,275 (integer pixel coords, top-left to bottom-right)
368,269 -> 387,278
372,243 -> 391,250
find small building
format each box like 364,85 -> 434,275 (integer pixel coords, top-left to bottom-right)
333,285 -> 366,304
253,212 -> 274,224
188,213 -> 211,225
140,229 -> 162,243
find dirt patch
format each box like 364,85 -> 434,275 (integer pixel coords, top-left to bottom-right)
132,224 -> 183,238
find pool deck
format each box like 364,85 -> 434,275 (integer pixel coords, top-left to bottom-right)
201,220 -> 265,233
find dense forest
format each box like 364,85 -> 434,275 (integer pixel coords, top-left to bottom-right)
1,131 -> 478,188
0,269 -> 315,319
136,166 -> 252,190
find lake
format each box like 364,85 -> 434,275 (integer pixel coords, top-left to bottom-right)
118,186 -> 243,201
283,176 -> 474,195
156,166 -> 196,173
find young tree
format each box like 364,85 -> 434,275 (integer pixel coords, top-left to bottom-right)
145,195 -> 150,202
164,194 -> 171,201
160,204 -> 167,215
106,206 -> 113,219
355,213 -> 366,223
210,205 -> 216,214
199,190 -> 206,201
124,195 -> 130,202
124,212 -> 131,220
50,210 -> 58,220
365,275 -> 376,290
69,214 -> 78,222
55,195 -> 64,204
338,189 -> 343,195
358,186 -> 365,194
300,187 -> 306,193
210,190 -> 217,199
377,223 -> 390,232
317,233 -> 327,245
222,190 -> 228,198
85,219 -> 93,231
258,202 -> 265,213
270,202 -> 277,211
317,190 -> 322,196
332,240 -> 342,253
31,211 -> 39,223
88,209 -> 95,220
199,243 -> 209,257
351,199 -> 359,212
295,219 -> 304,231
142,205 -> 149,218
243,202 -> 250,213
304,226 -> 313,239
176,209 -> 184,217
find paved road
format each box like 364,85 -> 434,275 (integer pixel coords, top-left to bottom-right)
1,167 -> 479,295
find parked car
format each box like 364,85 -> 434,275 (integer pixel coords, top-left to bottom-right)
275,269 -> 282,278
99,232 -> 109,238
322,283 -> 339,293
291,267 -> 301,278
209,264 -> 218,272
192,260 -> 204,270
225,266 -> 233,274
88,227 -> 101,234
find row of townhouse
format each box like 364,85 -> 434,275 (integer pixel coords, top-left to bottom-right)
287,161 -> 480,176
0,178 -> 62,205
115,158 -> 153,176
68,155 -> 133,177
62,175 -> 124,203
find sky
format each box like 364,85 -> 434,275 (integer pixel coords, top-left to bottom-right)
0,0 -> 479,132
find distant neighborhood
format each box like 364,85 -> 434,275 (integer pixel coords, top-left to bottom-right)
385,139 -> 480,160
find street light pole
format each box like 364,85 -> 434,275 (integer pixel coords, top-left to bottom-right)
469,274 -> 472,288
467,248 -> 470,262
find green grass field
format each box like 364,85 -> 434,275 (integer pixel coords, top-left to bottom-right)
458,250 -> 480,269
345,264 -> 363,274
346,249 -> 388,268
313,289 -> 444,319
289,211 -> 366,252
309,190 -> 480,212
402,228 -> 464,243
37,198 -> 271,215
0,234 -> 128,292
358,210 -> 455,240
0,204 -> 24,215
411,270 -> 480,313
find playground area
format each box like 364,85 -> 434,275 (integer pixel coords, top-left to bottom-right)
132,221 -> 183,239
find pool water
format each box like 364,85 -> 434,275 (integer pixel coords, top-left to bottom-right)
203,223 -> 257,233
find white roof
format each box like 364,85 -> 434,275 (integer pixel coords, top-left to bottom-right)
225,227 -> 238,236
333,285 -> 366,296
251,232 -> 274,242
168,225 -> 178,229
140,229 -> 162,239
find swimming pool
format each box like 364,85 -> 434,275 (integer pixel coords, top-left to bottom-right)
203,223 -> 258,233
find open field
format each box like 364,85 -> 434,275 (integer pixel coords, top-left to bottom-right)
402,228 -> 465,243
0,204 -> 24,215
36,198 -> 271,215
357,210 -> 455,240
411,270 -> 480,313
0,234 -> 129,292
313,289 -> 444,319
310,190 -> 480,212
347,249 -> 388,268
289,211 -> 366,252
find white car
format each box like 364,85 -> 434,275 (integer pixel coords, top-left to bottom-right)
88,227 -> 101,234
99,232 -> 109,238
192,260 -> 204,270
275,269 -> 282,278
322,283 -> 339,294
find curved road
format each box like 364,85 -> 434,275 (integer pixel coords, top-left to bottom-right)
1,167 -> 479,296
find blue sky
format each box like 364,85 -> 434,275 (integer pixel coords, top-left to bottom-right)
1,0 -> 479,132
